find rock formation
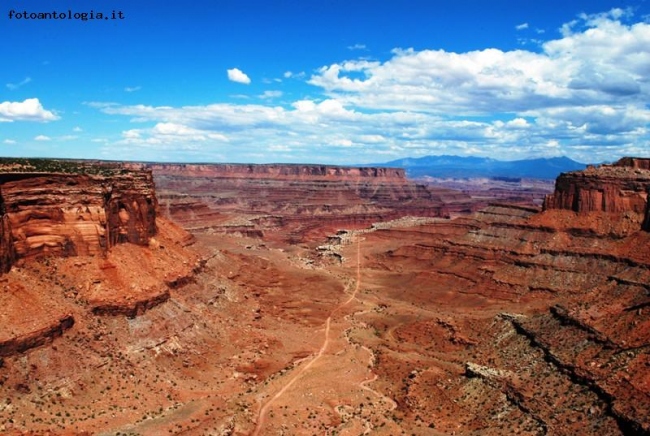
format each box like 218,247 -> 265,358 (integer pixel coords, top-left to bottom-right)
0,157 -> 649,434
146,162 -> 407,180
0,159 -> 158,273
544,157 -> 650,219
345,158 -> 650,434
149,162 -> 477,242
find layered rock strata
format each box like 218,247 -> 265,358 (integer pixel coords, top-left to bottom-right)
0,314 -> 74,357
0,216 -> 201,359
0,160 -> 158,273
0,156 -> 649,433
147,163 -> 407,180
0,159 -> 163,357
544,157 -> 650,223
150,163 -> 476,242
352,159 -> 650,435
349,200 -> 650,434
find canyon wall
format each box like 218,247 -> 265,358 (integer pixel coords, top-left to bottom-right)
149,163 -> 476,242
544,157 -> 650,220
0,160 -> 158,273
146,163 -> 406,181
358,205 -> 650,432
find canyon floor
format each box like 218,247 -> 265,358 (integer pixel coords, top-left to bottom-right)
0,167 -> 648,435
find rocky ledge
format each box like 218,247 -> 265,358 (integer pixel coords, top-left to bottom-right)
150,162 -> 476,242
543,157 -> 650,232
146,162 -> 406,181
351,158 -> 650,434
0,158 -> 158,273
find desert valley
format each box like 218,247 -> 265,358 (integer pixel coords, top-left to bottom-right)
0,156 -> 649,436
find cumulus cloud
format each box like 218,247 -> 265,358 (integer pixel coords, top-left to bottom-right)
515,23 -> 529,30
117,122 -> 229,152
3,139 -> 16,144
0,98 -> 59,122
260,90 -> 283,99
34,135 -> 51,141
89,10 -> 650,164
124,86 -> 142,92
310,10 -> 650,117
227,68 -> 251,84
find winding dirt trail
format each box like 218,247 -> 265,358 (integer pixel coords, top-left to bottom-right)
251,239 -> 362,436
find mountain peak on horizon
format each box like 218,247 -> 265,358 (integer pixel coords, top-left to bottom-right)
367,155 -> 586,179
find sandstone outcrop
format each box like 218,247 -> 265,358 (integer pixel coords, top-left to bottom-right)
150,163 -> 476,242
543,157 -> 650,223
351,199 -> 650,434
0,314 -> 74,357
1,157 -> 649,434
0,159 -> 158,273
146,163 -> 407,180
613,157 -> 650,170
350,155 -> 650,434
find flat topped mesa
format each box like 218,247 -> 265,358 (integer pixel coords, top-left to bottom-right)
543,156 -> 650,231
0,158 -> 157,274
144,162 -> 406,181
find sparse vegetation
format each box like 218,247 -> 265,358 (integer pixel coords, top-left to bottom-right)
0,157 -> 133,176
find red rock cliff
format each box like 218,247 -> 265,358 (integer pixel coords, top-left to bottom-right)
148,163 -> 475,242
0,161 -> 158,273
612,157 -> 650,170
145,163 -> 406,181
543,158 -> 650,229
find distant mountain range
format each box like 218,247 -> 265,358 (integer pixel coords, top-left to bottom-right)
367,155 -> 587,179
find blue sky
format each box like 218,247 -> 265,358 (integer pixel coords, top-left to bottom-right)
2,0 -> 650,164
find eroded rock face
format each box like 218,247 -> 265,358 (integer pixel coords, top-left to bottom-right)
147,163 -> 407,180
613,157 -> 650,170
0,157 -> 649,434
353,201 -> 650,434
0,165 -> 158,272
104,171 -> 158,246
150,163 -> 476,242
544,157 -> 650,220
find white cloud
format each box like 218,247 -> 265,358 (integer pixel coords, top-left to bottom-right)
117,122 -> 229,152
123,129 -> 141,139
347,43 -> 367,50
227,68 -> 251,84
0,98 -> 59,122
6,77 -> 32,90
330,138 -> 354,147
3,139 -> 16,144
87,10 -> 650,164
73,126 -> 83,132
34,135 -> 51,141
283,71 -> 305,79
358,134 -> 386,144
124,86 -> 142,92
152,122 -> 228,141
309,10 -> 650,119
516,23 -> 529,30
260,90 -> 283,99
269,144 -> 291,151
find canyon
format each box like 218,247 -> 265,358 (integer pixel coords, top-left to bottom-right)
149,162 -> 549,243
0,157 -> 648,435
